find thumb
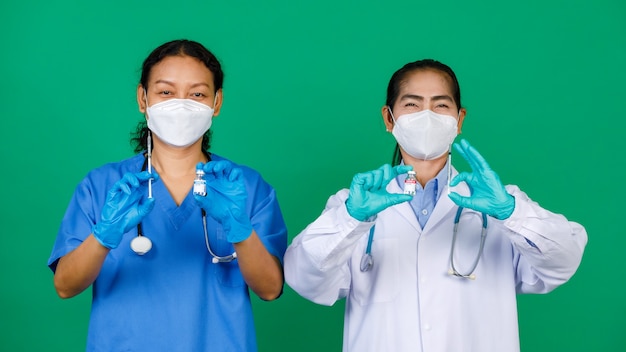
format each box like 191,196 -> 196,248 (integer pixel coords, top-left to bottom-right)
136,197 -> 156,218
448,192 -> 471,208
385,193 -> 413,207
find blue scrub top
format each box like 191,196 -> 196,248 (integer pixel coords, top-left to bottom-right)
49,153 -> 288,352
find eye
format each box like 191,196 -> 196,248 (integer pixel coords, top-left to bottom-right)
159,90 -> 172,95
435,103 -> 450,109
191,92 -> 206,98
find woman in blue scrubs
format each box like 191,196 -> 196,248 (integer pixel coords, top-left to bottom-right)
48,39 -> 287,352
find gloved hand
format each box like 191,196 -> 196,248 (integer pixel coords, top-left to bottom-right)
448,139 -> 515,220
194,160 -> 252,243
346,164 -> 414,221
93,171 -> 158,249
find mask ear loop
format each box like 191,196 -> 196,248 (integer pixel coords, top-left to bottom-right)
212,91 -> 219,110
143,88 -> 151,120
387,106 -> 397,124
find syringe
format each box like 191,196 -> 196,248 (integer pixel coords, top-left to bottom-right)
147,132 -> 153,198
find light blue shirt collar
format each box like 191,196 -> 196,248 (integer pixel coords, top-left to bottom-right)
395,160 -> 451,228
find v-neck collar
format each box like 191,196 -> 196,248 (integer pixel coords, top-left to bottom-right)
139,151 -> 207,230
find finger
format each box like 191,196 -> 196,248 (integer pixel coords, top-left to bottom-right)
202,161 -> 225,181
217,160 -> 234,177
370,169 -> 384,189
392,164 -> 413,177
460,139 -> 492,174
359,172 -> 375,190
203,160 -> 223,175
228,167 -> 243,182
351,172 -> 367,186
378,164 -> 396,186
448,192 -> 473,208
449,172 -> 471,187
453,141 -> 472,166
136,197 -> 156,218
136,170 -> 158,183
116,174 -> 136,194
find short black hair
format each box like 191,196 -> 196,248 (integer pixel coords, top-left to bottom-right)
387,59 -> 462,165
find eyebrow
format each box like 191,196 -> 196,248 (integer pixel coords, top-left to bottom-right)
154,80 -> 211,89
399,94 -> 424,101
399,94 -> 453,102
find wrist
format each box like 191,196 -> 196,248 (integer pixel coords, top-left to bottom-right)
495,195 -> 515,220
225,219 -> 253,243
345,200 -> 369,222
92,224 -> 121,249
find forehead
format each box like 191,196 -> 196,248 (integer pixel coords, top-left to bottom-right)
398,69 -> 454,97
149,55 -> 215,89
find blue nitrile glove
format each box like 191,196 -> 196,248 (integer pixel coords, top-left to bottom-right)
92,171 -> 158,249
345,164 -> 414,221
194,160 -> 253,243
448,139 -> 515,220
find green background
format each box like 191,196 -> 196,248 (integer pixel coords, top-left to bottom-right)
1,0 -> 624,350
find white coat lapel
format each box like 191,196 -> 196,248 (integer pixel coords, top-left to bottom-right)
385,178 -> 422,233
422,166 -> 471,233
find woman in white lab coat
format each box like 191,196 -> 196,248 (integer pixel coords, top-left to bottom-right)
284,59 -> 587,352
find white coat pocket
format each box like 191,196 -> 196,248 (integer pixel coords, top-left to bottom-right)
351,238 -> 400,305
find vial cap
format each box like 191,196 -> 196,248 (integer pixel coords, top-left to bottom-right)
196,169 -> 205,175
407,170 -> 416,175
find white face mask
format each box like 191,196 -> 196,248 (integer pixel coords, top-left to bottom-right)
390,109 -> 459,160
146,97 -> 215,147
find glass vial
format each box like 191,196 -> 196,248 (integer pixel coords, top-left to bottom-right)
404,170 -> 417,195
193,169 -> 207,196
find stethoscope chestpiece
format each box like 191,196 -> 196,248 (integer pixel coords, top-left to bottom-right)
360,253 -> 373,272
131,236 -> 152,255
211,251 -> 237,264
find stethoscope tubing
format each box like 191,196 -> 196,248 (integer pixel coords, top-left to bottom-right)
359,207 -> 488,279
132,152 -> 237,263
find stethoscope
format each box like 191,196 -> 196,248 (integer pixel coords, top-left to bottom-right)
359,207 -> 488,280
130,132 -> 237,263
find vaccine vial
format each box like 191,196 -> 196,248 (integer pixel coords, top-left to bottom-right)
193,169 -> 207,196
404,171 -> 417,196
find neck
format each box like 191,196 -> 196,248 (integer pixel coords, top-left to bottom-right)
150,138 -> 208,178
401,152 -> 449,187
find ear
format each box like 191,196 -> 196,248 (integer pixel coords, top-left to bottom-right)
137,84 -> 147,115
381,105 -> 394,132
456,108 -> 467,134
212,89 -> 223,117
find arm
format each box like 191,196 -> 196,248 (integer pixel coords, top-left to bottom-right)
195,161 -> 287,300
285,164 -> 413,306
234,230 -> 283,300
284,191 -> 374,306
449,139 -> 587,292
53,235 -> 109,298
51,171 -> 156,298
502,186 -> 587,293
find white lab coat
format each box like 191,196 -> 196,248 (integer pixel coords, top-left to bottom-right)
284,171 -> 587,352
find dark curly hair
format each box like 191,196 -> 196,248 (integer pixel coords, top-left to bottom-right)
131,39 -> 224,153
